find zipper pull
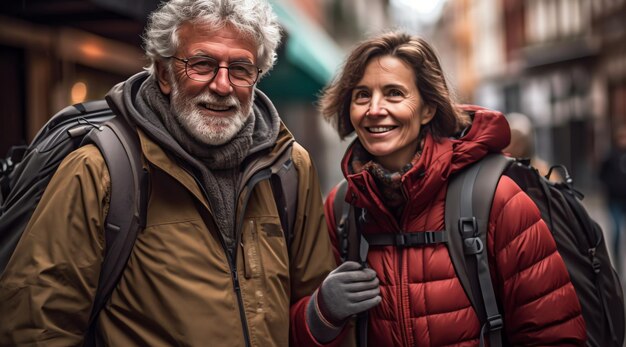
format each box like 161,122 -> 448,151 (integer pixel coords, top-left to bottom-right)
232,267 -> 240,291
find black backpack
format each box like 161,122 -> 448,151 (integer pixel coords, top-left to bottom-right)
0,99 -> 299,343
334,154 -> 625,347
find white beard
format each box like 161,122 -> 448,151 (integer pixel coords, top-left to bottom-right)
169,78 -> 253,146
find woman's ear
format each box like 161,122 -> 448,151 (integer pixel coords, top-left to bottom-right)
155,61 -> 172,95
420,104 -> 436,125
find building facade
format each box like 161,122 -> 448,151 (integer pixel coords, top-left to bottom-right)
466,0 -> 607,189
0,0 -> 349,195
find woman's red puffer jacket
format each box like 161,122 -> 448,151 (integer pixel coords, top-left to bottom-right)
325,106 -> 586,346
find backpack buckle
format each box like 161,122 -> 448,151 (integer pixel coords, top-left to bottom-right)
393,232 -> 445,247
459,217 -> 477,237
463,237 -> 484,255
488,313 -> 503,331
395,234 -> 411,247
459,217 -> 483,254
424,231 -> 435,244
588,248 -> 601,274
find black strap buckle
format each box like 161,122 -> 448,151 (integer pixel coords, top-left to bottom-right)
588,248 -> 601,274
459,216 -> 477,237
460,216 -> 482,255
424,231 -> 436,244
395,233 -> 413,247
463,237 -> 484,255
394,232 -> 445,247
487,314 -> 503,331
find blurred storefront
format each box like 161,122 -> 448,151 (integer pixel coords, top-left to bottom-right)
261,0 -> 346,193
0,0 -> 155,155
462,0 -> 608,189
0,0 -> 347,194
593,0 -> 626,150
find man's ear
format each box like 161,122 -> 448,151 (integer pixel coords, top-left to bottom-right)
420,104 -> 436,125
155,61 -> 172,95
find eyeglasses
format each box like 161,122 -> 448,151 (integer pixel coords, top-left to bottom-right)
169,56 -> 261,87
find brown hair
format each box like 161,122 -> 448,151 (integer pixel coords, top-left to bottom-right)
319,31 -> 466,140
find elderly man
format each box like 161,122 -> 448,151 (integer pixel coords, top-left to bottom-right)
0,0 -> 380,346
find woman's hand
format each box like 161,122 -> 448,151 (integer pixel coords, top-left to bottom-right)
306,261 -> 381,343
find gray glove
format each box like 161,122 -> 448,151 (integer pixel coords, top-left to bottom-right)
307,261 -> 381,343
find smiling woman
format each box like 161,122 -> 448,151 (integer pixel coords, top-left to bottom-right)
349,55 -> 434,171
317,31 -> 588,346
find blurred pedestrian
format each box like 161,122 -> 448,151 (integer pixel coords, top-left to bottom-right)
599,125 -> 626,269
318,30 -> 586,346
503,112 -> 558,180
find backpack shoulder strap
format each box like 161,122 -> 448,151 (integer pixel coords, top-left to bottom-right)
332,178 -> 368,346
332,179 -> 360,263
269,142 -> 298,249
332,179 -> 349,226
81,113 -> 149,339
445,153 -> 511,347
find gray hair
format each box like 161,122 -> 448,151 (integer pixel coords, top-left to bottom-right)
143,0 -> 282,79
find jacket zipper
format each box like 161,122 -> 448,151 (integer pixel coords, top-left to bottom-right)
193,178 -> 253,347
233,169 -> 276,346
228,247 -> 251,347
185,140 -> 291,347
398,184 -> 411,346
360,173 -> 412,344
192,166 -> 278,347
396,241 -> 411,346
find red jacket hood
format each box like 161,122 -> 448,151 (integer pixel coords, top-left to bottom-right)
340,105 -> 510,220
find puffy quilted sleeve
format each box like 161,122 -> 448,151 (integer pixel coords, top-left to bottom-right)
488,175 -> 587,345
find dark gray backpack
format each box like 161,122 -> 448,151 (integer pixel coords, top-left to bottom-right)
0,100 -> 148,344
0,99 -> 299,344
334,154 -> 625,347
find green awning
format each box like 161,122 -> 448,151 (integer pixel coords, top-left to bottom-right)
258,1 -> 345,101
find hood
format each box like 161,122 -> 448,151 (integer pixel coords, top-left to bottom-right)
104,71 -> 290,246
104,71 -> 284,164
341,105 -> 510,218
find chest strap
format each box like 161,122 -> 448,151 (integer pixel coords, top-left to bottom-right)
364,230 -> 447,247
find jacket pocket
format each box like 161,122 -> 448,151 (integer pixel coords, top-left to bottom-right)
242,218 -> 264,282
240,216 -> 290,339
